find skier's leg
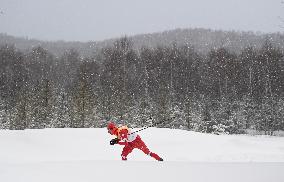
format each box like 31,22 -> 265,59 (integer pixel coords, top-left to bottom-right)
135,137 -> 163,161
149,152 -> 163,161
121,144 -> 134,160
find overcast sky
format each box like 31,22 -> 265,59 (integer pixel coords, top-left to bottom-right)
0,0 -> 284,42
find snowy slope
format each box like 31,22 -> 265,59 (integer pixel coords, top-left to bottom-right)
0,128 -> 284,182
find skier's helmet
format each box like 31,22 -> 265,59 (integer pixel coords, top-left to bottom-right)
107,122 -> 116,131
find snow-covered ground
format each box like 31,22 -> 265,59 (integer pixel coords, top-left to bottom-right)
0,128 -> 284,182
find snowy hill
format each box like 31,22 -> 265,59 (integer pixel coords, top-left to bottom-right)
1,29 -> 284,57
0,128 -> 284,182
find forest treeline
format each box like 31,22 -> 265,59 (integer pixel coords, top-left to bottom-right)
0,37 -> 284,135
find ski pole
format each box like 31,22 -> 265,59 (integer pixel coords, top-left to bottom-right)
128,118 -> 165,135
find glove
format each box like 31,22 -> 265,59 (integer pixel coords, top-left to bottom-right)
110,138 -> 119,145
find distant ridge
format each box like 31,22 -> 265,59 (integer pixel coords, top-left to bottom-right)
1,28 -> 284,57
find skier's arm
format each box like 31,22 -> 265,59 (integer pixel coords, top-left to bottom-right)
118,129 -> 128,145
117,141 -> 127,145
119,129 -> 129,141
110,128 -> 129,145
110,138 -> 127,145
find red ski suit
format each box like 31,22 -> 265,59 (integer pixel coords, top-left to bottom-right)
108,124 -> 162,161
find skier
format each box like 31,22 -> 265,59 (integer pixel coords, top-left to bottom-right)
107,121 -> 163,161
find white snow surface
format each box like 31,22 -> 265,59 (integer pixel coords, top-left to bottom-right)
0,128 -> 284,182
